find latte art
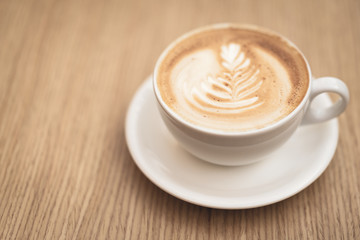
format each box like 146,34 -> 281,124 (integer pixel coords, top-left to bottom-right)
184,43 -> 263,114
156,25 -> 309,131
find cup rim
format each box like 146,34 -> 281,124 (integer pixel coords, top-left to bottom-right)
153,23 -> 312,137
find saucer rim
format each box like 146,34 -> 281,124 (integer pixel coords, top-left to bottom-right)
125,77 -> 339,209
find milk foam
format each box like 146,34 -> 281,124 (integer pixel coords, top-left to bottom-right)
156,26 -> 309,131
181,43 -> 265,114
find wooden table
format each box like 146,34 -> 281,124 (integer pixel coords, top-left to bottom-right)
1,0 -> 359,239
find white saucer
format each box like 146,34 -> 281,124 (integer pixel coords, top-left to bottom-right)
125,77 -> 339,209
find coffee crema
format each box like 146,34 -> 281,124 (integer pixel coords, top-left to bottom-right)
155,25 -> 309,131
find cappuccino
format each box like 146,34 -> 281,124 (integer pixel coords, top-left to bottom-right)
155,24 -> 309,131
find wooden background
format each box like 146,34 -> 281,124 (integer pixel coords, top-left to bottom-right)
1,0 -> 359,239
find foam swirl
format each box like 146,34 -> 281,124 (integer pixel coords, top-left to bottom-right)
184,43 -> 263,114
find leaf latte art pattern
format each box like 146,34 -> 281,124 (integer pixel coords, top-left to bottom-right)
185,43 -> 263,114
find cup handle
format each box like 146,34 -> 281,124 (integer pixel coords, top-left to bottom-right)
301,77 -> 349,125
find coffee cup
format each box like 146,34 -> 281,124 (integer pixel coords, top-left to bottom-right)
153,23 -> 349,166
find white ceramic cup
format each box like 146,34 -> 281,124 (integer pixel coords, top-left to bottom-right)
153,24 -> 349,166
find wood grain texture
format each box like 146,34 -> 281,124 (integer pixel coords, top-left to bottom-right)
0,0 -> 359,239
